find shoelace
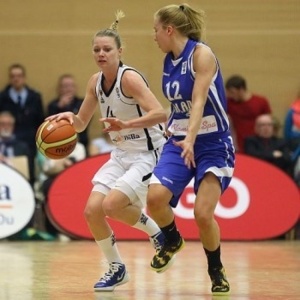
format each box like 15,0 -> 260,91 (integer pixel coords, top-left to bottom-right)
151,236 -> 163,252
99,263 -> 122,282
210,269 -> 225,286
156,243 -> 175,257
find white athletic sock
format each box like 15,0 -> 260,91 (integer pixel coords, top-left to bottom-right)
132,212 -> 161,237
96,233 -> 123,264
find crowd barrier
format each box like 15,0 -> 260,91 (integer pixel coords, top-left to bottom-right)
1,154 -> 299,240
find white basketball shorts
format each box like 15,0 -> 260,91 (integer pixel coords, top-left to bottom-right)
92,147 -> 161,207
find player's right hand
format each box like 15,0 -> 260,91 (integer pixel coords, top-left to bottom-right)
45,112 -> 75,125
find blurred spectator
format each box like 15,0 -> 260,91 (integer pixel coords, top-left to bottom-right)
244,114 -> 293,177
284,98 -> 300,141
272,115 -> 282,137
35,142 -> 86,237
225,75 -> 272,153
0,111 -> 30,176
0,63 -> 45,186
47,74 -> 89,154
284,97 -> 300,185
88,133 -> 115,156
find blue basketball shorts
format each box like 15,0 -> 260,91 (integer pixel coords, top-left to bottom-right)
150,135 -> 235,207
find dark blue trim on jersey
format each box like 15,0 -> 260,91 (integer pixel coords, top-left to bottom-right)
120,68 -> 149,99
101,74 -> 117,97
136,104 -> 154,151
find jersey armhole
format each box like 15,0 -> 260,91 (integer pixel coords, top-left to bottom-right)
120,68 -> 149,99
190,44 -> 219,81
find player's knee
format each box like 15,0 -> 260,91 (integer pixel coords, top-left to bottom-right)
194,209 -> 214,229
84,203 -> 104,223
147,202 -> 156,213
83,205 -> 94,223
102,202 -> 119,219
147,184 -> 172,214
146,192 -> 160,211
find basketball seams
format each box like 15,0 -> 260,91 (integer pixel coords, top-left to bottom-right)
41,134 -> 77,148
42,131 -> 77,147
42,124 -> 76,143
36,120 -> 50,147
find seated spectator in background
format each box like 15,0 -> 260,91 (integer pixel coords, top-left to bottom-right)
47,74 -> 89,154
244,114 -> 294,177
272,115 -> 282,137
35,142 -> 86,237
284,97 -> 300,142
0,63 -> 45,186
0,111 -> 30,177
284,97 -> 300,185
225,75 -> 272,153
88,133 -> 115,156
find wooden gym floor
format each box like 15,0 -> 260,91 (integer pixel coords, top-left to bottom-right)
0,240 -> 299,300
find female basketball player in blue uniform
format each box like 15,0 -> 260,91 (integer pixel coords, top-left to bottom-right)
147,4 -> 235,296
46,11 -> 167,292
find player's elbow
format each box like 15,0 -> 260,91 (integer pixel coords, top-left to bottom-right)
156,108 -> 168,123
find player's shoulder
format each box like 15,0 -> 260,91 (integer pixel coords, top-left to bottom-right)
121,64 -> 139,75
193,42 -> 216,71
194,42 -> 214,58
121,66 -> 145,83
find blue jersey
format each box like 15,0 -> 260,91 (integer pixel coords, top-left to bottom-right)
151,39 -> 235,207
163,39 -> 230,140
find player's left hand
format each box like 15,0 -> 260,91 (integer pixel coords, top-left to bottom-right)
100,117 -> 129,132
173,139 -> 196,169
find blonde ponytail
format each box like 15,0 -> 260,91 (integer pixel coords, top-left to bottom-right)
93,10 -> 125,48
110,10 -> 125,31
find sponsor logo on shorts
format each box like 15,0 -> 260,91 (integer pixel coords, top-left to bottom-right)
162,176 -> 173,184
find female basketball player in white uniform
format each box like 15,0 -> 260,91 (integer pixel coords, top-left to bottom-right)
146,4 -> 235,296
46,11 -> 167,292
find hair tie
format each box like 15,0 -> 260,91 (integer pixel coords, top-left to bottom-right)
179,5 -> 184,11
109,10 -> 125,31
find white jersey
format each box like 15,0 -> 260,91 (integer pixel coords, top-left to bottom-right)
95,63 -> 165,152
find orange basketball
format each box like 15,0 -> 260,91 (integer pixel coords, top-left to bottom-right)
36,119 -> 78,159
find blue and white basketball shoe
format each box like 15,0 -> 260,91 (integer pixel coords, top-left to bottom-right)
94,262 -> 129,292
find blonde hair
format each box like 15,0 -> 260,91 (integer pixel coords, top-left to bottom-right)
155,3 -> 205,41
110,10 -> 125,31
93,10 -> 125,48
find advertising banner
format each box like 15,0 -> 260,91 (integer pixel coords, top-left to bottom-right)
0,163 -> 35,239
47,154 -> 300,240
